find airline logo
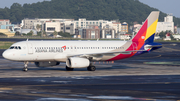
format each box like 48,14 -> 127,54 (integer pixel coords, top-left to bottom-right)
35,46 -> 66,53
141,36 -> 145,39
62,46 -> 66,51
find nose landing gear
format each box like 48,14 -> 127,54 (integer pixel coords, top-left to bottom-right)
23,62 -> 29,72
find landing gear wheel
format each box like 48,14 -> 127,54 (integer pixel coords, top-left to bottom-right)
87,66 -> 96,71
66,66 -> 74,71
23,67 -> 28,72
23,62 -> 29,72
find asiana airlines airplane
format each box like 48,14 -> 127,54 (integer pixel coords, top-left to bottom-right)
3,11 -> 162,72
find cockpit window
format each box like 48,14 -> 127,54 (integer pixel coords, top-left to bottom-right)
18,46 -> 21,49
10,46 -> 15,49
9,46 -> 22,50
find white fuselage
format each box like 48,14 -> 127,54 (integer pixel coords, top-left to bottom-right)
3,40 -> 133,62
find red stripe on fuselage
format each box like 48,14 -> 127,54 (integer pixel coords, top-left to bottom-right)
108,44 -> 134,61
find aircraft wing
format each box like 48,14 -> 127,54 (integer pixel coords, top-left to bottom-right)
67,49 -> 147,59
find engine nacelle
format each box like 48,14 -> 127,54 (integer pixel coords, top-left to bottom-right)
66,57 -> 90,68
35,62 -> 60,67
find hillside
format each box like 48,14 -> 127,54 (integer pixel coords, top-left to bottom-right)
0,0 -> 180,26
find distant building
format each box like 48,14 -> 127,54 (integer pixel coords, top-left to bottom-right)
133,24 -> 142,33
0,19 -> 15,37
121,22 -> 128,33
174,26 -> 177,34
112,22 -> 121,33
44,22 -> 61,35
119,34 -> 131,40
133,14 -> 174,35
74,18 -> 108,29
101,22 -> 121,34
0,19 -> 10,29
101,24 -> 116,39
19,29 -> 37,35
22,18 -> 39,29
21,18 -> 128,39
0,19 -> 15,31
177,28 -> 180,34
156,14 -> 174,33
61,21 -> 75,35
164,32 -> 171,40
22,18 -> 74,33
75,26 -> 100,39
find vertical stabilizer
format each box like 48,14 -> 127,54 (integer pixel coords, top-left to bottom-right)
132,11 -> 159,43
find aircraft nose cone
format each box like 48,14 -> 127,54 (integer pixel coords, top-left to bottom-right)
2,50 -> 11,60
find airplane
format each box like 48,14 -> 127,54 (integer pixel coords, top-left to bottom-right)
2,11 -> 162,72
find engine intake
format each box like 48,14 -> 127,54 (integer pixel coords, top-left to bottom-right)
66,57 -> 90,68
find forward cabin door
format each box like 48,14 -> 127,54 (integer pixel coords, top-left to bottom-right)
27,43 -> 33,54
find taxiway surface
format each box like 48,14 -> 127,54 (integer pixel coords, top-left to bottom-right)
0,39 -> 180,101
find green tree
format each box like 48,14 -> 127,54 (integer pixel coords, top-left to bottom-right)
24,30 -> 34,36
15,31 -> 21,36
58,31 -> 72,38
36,24 -> 42,31
53,31 -> 58,37
159,31 -> 166,39
0,33 -> 7,36
0,0 -> 180,26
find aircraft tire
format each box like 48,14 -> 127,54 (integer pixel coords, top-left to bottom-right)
87,66 -> 96,71
66,66 -> 74,71
23,67 -> 28,72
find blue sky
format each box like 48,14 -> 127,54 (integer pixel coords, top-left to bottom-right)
139,0 -> 180,18
0,0 -> 179,18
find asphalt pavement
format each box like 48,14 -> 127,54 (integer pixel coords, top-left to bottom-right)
0,38 -> 180,101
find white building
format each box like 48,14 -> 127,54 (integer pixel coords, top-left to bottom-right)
101,24 -> 116,39
0,19 -> 10,29
177,28 -> 180,34
21,18 -> 128,38
74,18 -> 109,29
101,22 -> 121,33
44,22 -> 61,35
134,14 -> 174,34
74,18 -> 122,33
22,18 -> 74,29
112,22 -> 121,33
133,24 -> 142,33
156,14 -> 174,33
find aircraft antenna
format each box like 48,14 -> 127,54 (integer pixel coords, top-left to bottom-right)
26,39 -> 29,41
97,38 -> 99,41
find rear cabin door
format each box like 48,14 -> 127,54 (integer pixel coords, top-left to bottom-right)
27,43 -> 33,54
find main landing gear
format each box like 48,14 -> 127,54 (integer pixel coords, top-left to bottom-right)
87,65 -> 96,71
65,65 -> 96,71
23,62 -> 29,72
66,66 -> 74,71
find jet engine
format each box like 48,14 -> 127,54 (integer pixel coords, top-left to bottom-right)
35,61 -> 60,67
66,57 -> 90,68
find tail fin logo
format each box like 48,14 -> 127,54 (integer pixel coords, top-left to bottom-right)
141,36 -> 145,39
132,11 -> 160,43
